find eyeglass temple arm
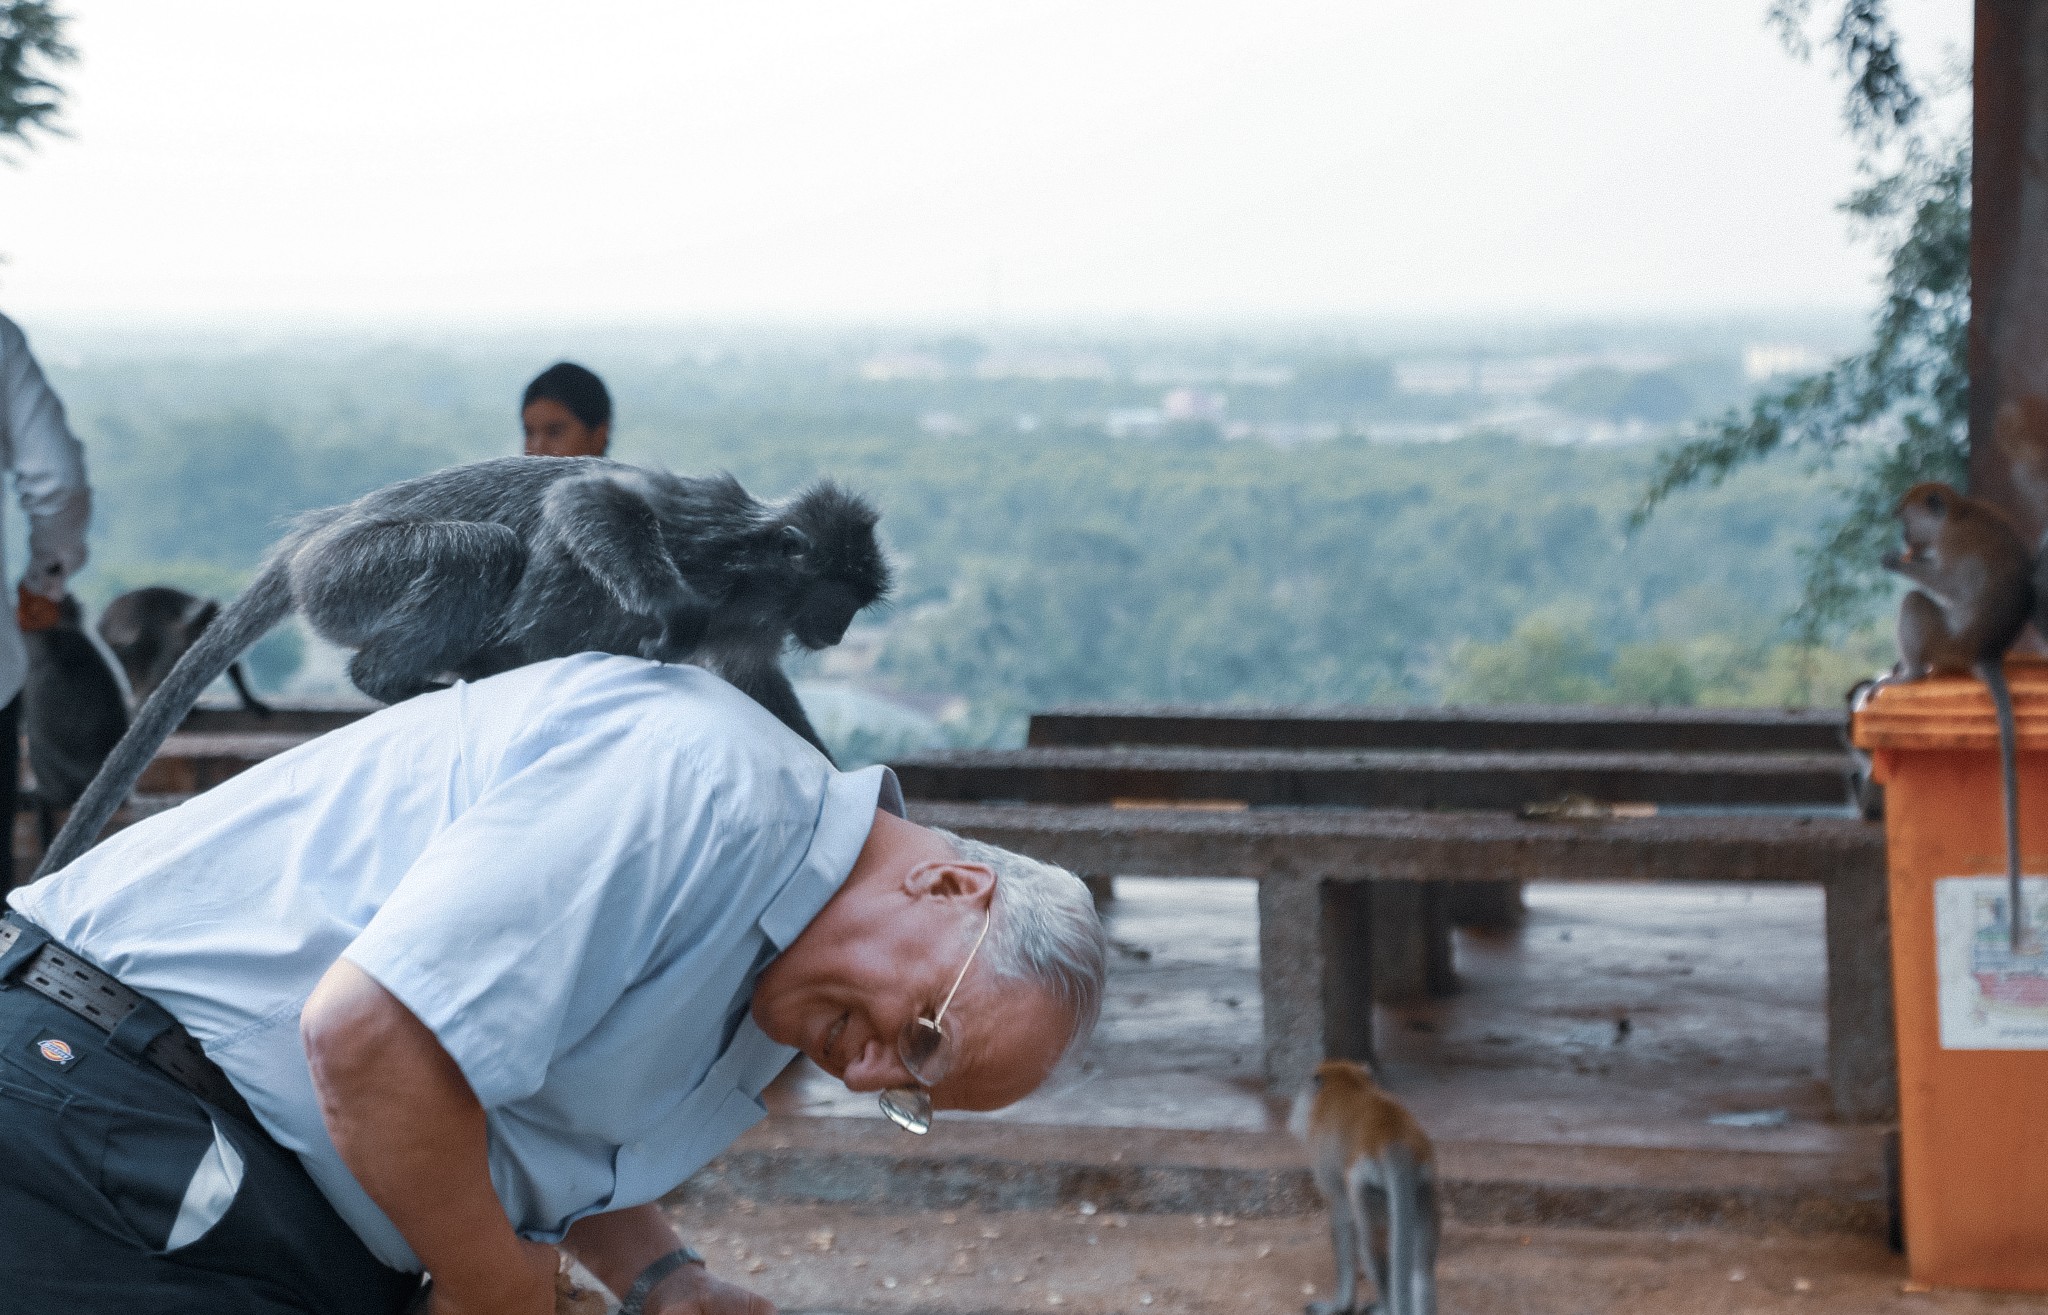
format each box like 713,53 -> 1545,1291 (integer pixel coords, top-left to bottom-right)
931,907 -> 993,1028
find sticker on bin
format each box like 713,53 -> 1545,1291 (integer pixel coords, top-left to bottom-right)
1935,875 -> 2048,1049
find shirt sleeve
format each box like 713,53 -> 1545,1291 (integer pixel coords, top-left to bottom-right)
0,317 -> 90,599
341,709 -> 786,1108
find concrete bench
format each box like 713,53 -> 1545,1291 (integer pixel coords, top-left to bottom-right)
909,801 -> 1894,1123
893,746 -> 1854,810
181,700 -> 372,736
1028,703 -> 1847,754
895,742 -> 1857,971
134,731 -> 326,794
1020,705 -> 1858,938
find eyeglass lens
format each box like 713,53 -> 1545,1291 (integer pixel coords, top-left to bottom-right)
878,1086 -> 932,1134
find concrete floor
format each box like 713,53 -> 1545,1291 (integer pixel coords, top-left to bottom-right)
716,878 -> 1974,1311
772,877 -> 1861,1161
660,1200 -> 2042,1315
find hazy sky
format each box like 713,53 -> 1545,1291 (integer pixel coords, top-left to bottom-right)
0,1 -> 1971,325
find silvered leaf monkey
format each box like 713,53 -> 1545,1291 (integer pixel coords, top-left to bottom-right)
1290,1058 -> 1439,1315
36,457 -> 890,877
1878,482 -> 2034,950
98,586 -> 271,714
19,592 -> 129,850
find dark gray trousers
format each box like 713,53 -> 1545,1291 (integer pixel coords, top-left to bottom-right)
0,950 -> 421,1313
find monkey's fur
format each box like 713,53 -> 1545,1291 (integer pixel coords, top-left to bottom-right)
1290,1059 -> 1439,1315
21,594 -> 131,851
99,586 -> 272,715
1879,482 -> 2035,950
36,457 -> 889,877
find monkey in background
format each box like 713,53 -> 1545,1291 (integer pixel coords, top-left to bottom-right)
18,590 -> 130,852
98,586 -> 272,715
37,456 -> 890,877
1876,482 -> 2035,950
1290,1059 -> 1439,1315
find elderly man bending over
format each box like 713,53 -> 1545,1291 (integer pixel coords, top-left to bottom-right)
0,653 -> 1105,1315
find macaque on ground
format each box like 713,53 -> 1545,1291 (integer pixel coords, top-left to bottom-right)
1290,1058 -> 1439,1315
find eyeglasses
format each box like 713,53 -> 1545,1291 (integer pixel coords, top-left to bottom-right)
877,905 -> 992,1135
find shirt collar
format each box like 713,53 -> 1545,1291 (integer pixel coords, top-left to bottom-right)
756,765 -> 901,950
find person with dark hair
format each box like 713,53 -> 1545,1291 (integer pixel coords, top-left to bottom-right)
521,362 -> 612,458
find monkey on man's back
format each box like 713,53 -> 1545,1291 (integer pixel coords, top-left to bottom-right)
37,456 -> 891,877
1290,1058 -> 1439,1315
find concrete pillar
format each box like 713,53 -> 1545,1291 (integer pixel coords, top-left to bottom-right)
1444,878 -> 1527,931
1257,876 -> 1374,1093
1825,865 -> 1899,1122
1370,880 -> 1457,1003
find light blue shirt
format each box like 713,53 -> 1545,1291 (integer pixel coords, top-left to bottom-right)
9,653 -> 902,1270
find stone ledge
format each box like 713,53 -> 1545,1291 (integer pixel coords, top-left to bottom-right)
671,1115 -> 1887,1238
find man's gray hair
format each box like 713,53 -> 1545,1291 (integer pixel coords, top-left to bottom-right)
930,828 -> 1107,1063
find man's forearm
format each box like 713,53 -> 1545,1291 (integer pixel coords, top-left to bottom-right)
564,1204 -> 694,1301
301,958 -> 546,1307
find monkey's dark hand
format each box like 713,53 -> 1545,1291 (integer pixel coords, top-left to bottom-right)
647,598 -> 712,661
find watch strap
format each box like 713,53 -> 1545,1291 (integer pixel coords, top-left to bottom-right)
619,1245 -> 706,1315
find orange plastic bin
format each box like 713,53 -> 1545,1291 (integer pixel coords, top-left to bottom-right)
1854,663 -> 2048,1291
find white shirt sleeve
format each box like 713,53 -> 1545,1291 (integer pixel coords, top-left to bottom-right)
341,704 -> 809,1108
0,315 -> 90,599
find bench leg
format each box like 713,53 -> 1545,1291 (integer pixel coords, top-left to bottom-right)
1443,878 -> 1526,931
1259,877 -> 1374,1094
1082,875 -> 1115,909
1825,865 -> 1898,1122
1370,881 -> 1457,1004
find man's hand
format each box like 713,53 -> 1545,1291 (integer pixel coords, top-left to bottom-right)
563,1204 -> 774,1315
643,1262 -> 776,1315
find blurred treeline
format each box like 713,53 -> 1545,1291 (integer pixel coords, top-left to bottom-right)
40,344 -> 1882,748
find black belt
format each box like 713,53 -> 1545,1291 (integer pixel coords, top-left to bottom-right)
0,912 -> 256,1125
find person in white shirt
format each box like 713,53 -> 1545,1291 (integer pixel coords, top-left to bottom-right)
0,312 -> 91,889
2,654 -> 1106,1315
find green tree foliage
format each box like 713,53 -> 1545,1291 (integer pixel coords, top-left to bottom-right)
1444,605 -> 1894,709
1632,0 -> 1960,643
1545,367 -> 1695,426
48,349 -> 1846,726
0,1 -> 71,153
1287,357 -> 1396,415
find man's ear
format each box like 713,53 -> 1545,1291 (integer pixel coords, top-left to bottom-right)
903,859 -> 996,903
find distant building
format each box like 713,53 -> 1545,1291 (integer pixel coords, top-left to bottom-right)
972,351 -> 1114,382
858,351 -> 950,382
1742,343 -> 1826,381
1161,387 -> 1226,422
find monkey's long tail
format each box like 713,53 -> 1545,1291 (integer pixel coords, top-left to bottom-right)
33,559 -> 296,878
1981,661 -> 2026,954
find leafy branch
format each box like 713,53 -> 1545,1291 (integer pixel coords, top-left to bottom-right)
1633,0 -> 1963,641
0,1 -> 73,154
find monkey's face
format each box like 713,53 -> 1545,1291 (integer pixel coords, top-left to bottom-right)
774,483 -> 891,647
1886,482 -> 1955,577
792,577 -> 869,650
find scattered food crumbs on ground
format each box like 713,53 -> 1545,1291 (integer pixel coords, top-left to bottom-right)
662,1199 -> 2047,1314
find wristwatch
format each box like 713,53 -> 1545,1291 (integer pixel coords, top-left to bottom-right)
620,1244 -> 707,1315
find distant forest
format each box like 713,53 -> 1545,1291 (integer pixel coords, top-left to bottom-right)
35,339 -> 1886,758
